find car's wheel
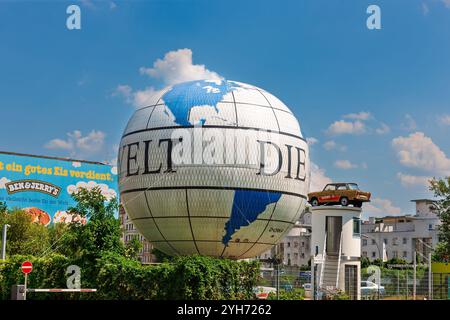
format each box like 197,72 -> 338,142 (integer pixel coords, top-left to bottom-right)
340,197 -> 349,206
354,201 -> 362,208
311,198 -> 319,206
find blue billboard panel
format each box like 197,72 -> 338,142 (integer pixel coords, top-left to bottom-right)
0,151 -> 118,225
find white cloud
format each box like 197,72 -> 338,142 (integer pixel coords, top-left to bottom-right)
438,114 -> 450,126
391,132 -> 450,175
306,137 -> 319,146
114,85 -> 133,102
72,161 -> 82,168
67,181 -> 117,200
0,177 -> 11,189
45,130 -> 106,158
397,172 -> 431,188
343,111 -> 371,121
310,162 -> 332,192
334,159 -> 358,170
401,114 -> 417,131
364,198 -> 402,218
115,49 -> 222,108
133,87 -> 166,108
375,123 -> 390,135
323,140 -> 347,152
111,166 -> 118,175
422,2 -> 430,15
139,48 -> 221,85
441,0 -> 450,8
80,0 -> 95,9
114,85 -> 168,108
326,120 -> 366,135
45,138 -> 73,150
75,130 -> 105,152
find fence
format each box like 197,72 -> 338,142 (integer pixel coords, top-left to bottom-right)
258,265 -> 310,291
361,267 -> 427,300
432,273 -> 450,300
258,265 -> 450,300
361,268 -> 450,300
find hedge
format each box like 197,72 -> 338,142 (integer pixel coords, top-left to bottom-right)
0,253 -> 260,300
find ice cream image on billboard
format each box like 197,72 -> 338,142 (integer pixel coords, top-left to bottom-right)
119,79 -> 310,259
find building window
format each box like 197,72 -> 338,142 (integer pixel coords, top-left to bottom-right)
403,238 -> 407,245
393,238 -> 398,246
393,251 -> 398,258
383,238 -> 388,245
403,251 -> 407,258
429,224 -> 433,230
362,251 -> 368,257
353,218 -> 361,235
371,252 -> 376,258
287,242 -> 291,248
294,253 -> 298,259
301,253 -> 305,258
372,239 -> 376,245
301,241 -> 305,247
362,239 -> 368,246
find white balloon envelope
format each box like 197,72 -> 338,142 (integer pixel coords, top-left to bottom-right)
118,79 -> 310,259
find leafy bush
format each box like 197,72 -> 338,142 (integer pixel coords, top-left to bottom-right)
0,254 -> 71,300
0,253 -> 260,300
0,188 -> 261,300
267,288 -> 304,300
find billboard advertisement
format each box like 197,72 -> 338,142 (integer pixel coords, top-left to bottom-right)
0,151 -> 118,225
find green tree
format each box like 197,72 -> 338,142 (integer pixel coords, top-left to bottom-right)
361,256 -> 371,268
0,201 -> 6,213
60,187 -> 124,262
430,177 -> 450,262
0,209 -> 50,257
385,257 -> 408,266
152,248 -> 174,262
125,235 -> 142,260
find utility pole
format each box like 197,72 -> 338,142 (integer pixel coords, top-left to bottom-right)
1,224 -> 10,261
275,245 -> 280,300
428,252 -> 432,300
413,251 -> 416,300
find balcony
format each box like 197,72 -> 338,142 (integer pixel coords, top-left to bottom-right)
365,222 -> 415,233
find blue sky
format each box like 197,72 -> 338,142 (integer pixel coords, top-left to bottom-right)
1,0 -> 450,218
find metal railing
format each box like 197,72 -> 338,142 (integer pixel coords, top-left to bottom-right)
336,231 -> 343,288
318,233 -> 327,289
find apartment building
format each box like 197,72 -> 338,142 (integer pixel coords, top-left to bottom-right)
119,206 -> 156,264
361,199 -> 440,263
258,210 -> 312,267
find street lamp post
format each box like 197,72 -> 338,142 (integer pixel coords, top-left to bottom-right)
1,224 -> 10,261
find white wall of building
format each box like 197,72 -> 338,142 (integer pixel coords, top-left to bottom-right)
361,199 -> 440,263
311,206 -> 362,300
311,206 -> 362,260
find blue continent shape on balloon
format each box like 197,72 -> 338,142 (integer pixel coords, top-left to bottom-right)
222,190 -> 282,246
161,80 -> 240,126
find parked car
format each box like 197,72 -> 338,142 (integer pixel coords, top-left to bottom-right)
253,286 -> 276,299
308,183 -> 371,207
360,280 -> 385,296
298,271 -> 311,282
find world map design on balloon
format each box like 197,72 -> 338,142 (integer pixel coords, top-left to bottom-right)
119,79 -> 310,259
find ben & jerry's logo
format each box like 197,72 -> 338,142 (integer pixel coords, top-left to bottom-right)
5,180 -> 61,197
